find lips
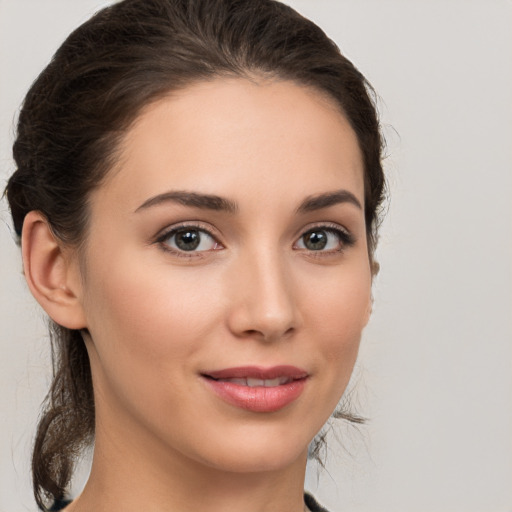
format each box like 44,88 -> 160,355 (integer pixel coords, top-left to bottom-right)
201,365 -> 308,413
212,376 -> 292,387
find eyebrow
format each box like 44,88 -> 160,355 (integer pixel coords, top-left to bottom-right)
135,190 -> 238,214
135,188 -> 361,215
296,190 -> 362,213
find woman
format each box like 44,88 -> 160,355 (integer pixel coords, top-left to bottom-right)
5,0 -> 385,510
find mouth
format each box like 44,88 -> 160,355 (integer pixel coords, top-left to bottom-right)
201,365 -> 309,413
204,376 -> 296,387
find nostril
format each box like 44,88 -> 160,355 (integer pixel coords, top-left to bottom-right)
251,326 -> 295,343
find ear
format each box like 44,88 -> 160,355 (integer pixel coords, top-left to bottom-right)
362,259 -> 380,327
21,211 -> 87,330
363,294 -> 373,327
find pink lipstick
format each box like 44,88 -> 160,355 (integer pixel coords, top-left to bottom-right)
201,365 -> 308,413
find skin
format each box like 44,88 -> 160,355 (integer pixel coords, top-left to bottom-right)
23,78 -> 372,512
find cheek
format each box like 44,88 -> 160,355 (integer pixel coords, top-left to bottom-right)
81,253 -> 223,407
304,259 -> 371,335
86,251 -> 219,343
301,260 -> 371,386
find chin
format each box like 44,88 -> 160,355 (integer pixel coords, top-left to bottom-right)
189,425 -> 312,474
207,449 -> 306,475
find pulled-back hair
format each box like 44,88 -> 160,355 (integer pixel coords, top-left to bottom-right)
5,0 -> 385,509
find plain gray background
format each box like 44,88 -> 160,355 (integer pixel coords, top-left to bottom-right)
1,1 -> 511,511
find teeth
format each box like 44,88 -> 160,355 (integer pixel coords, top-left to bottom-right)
247,378 -> 265,387
217,377 -> 292,387
259,377 -> 289,387
227,378 -> 247,386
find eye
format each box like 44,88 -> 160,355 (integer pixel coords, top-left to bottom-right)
158,226 -> 221,254
295,226 -> 354,252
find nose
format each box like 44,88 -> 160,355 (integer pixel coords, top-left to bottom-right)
225,249 -> 301,343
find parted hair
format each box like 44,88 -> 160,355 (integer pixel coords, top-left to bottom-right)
5,0 -> 385,509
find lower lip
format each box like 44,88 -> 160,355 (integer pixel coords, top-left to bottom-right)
202,377 -> 307,413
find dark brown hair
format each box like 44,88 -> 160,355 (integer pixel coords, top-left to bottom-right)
5,0 -> 385,509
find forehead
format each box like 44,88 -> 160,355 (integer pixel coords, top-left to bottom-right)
94,77 -> 365,212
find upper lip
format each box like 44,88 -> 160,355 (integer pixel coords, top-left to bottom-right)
203,365 -> 308,380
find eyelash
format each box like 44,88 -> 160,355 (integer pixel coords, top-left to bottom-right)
154,222 -> 355,258
296,224 -> 355,256
155,222 -> 221,258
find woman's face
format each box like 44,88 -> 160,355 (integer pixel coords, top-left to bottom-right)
77,78 -> 372,474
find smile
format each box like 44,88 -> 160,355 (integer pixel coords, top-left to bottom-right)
211,376 -> 293,387
201,366 -> 308,413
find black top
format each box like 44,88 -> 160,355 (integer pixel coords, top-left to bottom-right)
305,492 -> 330,511
47,493 -> 330,511
46,499 -> 71,511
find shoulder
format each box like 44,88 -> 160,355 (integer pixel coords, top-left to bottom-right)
304,492 -> 331,512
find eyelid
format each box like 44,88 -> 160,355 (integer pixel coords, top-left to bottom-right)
296,221 -> 352,239
152,220 -> 355,258
154,221 -> 223,257
294,222 -> 355,252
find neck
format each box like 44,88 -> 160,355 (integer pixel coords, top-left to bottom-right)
68,414 -> 309,512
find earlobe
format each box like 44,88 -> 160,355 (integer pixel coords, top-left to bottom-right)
22,211 -> 87,330
364,296 -> 373,327
364,259 -> 379,327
